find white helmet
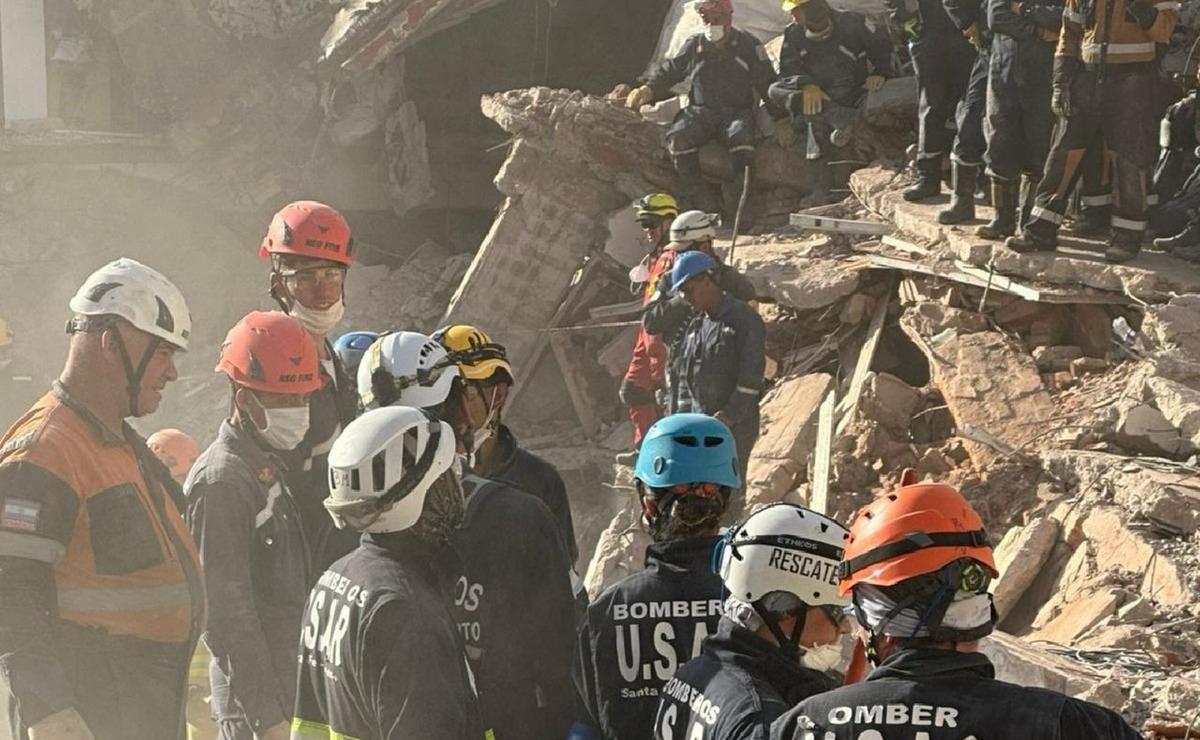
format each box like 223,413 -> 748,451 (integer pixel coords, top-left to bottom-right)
69,258 -> 191,350
325,406 -> 458,533
668,210 -> 720,250
357,331 -> 461,411
718,503 -> 850,609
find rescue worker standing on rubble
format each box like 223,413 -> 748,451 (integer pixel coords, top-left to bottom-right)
621,194 -> 680,460
292,405 -> 484,739
0,258 -> 204,739
642,211 -> 757,376
654,503 -> 851,739
359,331 -> 577,740
770,473 -> 1143,739
936,0 -> 990,225
185,312 -> 325,740
434,323 -> 580,567
889,0 -> 979,202
1005,0 -> 1178,262
769,0 -> 892,203
624,0 -> 788,212
975,0 -> 1064,239
668,250 -> 765,502
573,413 -> 738,740
259,200 -> 359,572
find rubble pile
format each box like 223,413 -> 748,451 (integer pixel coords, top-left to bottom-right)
343,240 -> 470,333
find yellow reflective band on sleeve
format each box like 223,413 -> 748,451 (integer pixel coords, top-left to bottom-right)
290,718 -> 364,740
485,730 -> 496,740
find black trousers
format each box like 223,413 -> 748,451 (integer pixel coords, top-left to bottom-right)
911,32 -> 977,160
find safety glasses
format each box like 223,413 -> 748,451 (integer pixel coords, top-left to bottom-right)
279,266 -> 348,291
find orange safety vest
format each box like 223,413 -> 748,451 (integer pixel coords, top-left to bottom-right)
0,386 -> 205,644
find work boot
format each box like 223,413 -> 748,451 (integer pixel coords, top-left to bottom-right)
1153,220 -> 1200,253
1005,218 -> 1058,253
1106,229 -> 1143,263
1069,203 -> 1110,237
976,177 -> 1019,240
903,156 -> 943,202
937,162 -> 979,224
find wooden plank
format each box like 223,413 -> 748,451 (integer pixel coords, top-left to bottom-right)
790,212 -> 892,235
882,234 -> 931,256
809,389 -> 837,515
952,262 -> 1130,305
835,276 -> 894,435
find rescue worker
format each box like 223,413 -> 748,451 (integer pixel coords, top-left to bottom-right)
0,258 -> 204,739
1150,77 -> 1200,252
934,0 -> 990,225
434,323 -> 579,566
975,0 -> 1063,239
623,0 -> 788,211
667,251 -> 765,502
293,405 -> 484,739
147,428 -> 213,740
359,331 -> 577,740
642,211 -> 757,371
770,473 -> 1143,739
654,503 -> 850,739
621,194 -> 680,457
887,0 -> 978,202
185,312 -> 325,740
1005,0 -> 1178,262
573,414 -> 738,740
331,330 -> 379,390
149,428 -> 201,486
768,0 -> 892,203
259,200 -> 359,572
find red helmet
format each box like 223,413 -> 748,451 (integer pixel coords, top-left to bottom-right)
697,0 -> 734,19
259,200 -> 353,266
838,470 -> 996,596
216,311 -> 325,394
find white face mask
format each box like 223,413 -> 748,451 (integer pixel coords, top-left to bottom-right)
256,405 -> 311,451
467,386 -> 500,454
289,300 -> 345,336
799,641 -> 843,673
705,23 -> 726,42
629,261 -> 651,284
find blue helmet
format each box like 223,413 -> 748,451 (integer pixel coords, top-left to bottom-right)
669,250 -> 718,294
635,413 -> 740,489
333,330 -> 381,377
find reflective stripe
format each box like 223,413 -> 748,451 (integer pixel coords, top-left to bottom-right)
1111,215 -> 1147,231
735,385 -> 759,395
1155,1 -> 1180,9
950,153 -> 983,167
839,45 -> 857,61
917,151 -> 944,161
290,718 -> 364,740
58,581 -> 193,613
0,530 -> 64,563
670,146 -> 699,156
1031,205 -> 1064,225
1080,194 -> 1112,206
1063,8 -> 1084,23
735,57 -> 750,72
1146,193 -> 1160,205
729,144 -> 755,153
1082,41 -> 1156,55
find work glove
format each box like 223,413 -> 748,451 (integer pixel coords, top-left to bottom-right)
864,74 -> 886,93
625,84 -> 654,110
900,15 -> 922,39
1125,0 -> 1157,29
963,22 -> 983,49
1050,84 -> 1071,119
28,708 -> 95,740
619,378 -> 657,407
774,117 -> 797,148
802,84 -> 831,116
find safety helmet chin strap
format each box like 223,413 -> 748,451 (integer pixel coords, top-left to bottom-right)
108,326 -> 160,418
751,599 -> 806,662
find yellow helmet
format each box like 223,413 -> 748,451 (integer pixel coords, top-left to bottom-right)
781,0 -> 809,10
634,193 -> 679,223
0,318 -> 11,347
432,324 -> 514,383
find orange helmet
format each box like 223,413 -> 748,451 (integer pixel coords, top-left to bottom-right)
259,200 -> 353,266
838,471 -> 996,597
216,311 -> 325,395
147,428 -> 200,480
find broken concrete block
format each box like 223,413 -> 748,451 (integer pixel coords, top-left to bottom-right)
1146,375 -> 1200,448
1032,345 -> 1083,372
1082,506 -> 1191,606
978,632 -> 1098,697
1032,586 -> 1126,644
745,374 -> 834,509
1114,402 -> 1191,457
838,293 -> 872,325
863,371 -> 920,430
863,76 -> 918,129
900,317 -> 1056,466
583,501 -> 652,599
992,518 -> 1060,620
903,302 -> 989,338
1116,597 -> 1159,626
1070,356 -> 1108,377
739,245 -> 860,311
848,165 -> 909,221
